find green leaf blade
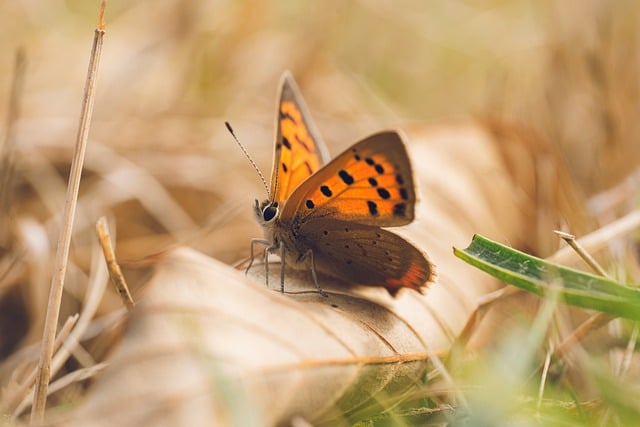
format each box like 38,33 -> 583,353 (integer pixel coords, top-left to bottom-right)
454,235 -> 640,320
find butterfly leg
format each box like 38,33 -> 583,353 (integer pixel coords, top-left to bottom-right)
302,249 -> 328,298
263,244 -> 270,288
279,243 -> 286,293
247,238 -> 273,288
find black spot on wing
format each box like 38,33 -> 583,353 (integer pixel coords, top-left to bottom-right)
282,137 -> 292,150
295,134 -> 311,152
279,110 -> 296,122
338,170 -> 354,185
364,157 -> 385,174
368,177 -> 378,187
304,162 -> 313,175
377,188 -> 391,199
399,188 -> 408,200
306,200 -> 315,209
393,203 -> 406,216
367,201 -> 379,216
320,185 -> 332,197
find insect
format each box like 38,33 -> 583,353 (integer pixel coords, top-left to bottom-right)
239,71 -> 436,297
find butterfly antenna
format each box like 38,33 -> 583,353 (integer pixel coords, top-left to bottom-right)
225,121 -> 271,199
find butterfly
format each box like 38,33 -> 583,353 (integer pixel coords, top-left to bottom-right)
246,71 -> 436,297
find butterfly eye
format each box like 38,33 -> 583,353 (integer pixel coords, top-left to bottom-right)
262,203 -> 279,223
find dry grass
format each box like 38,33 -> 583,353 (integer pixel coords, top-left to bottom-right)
0,0 -> 639,424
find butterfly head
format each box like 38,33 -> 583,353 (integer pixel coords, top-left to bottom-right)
254,199 -> 280,226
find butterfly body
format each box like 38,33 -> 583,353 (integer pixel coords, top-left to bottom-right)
250,72 -> 436,297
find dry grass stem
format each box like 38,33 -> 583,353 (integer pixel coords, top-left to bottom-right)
551,229 -> 616,360
554,313 -> 611,360
96,217 -> 134,311
550,209 -> 640,265
30,5 -> 107,421
45,363 -> 108,398
39,235 -> 111,403
554,231 -> 608,276
617,322 -> 640,377
3,314 -> 78,417
453,286 -> 521,350
67,340 -> 97,370
16,363 -> 108,419
550,232 -> 610,360
537,341 -> 554,408
20,232 -> 109,418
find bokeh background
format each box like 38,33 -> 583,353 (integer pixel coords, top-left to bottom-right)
1,0 -> 640,423
3,1 -> 639,190
1,0 -> 639,394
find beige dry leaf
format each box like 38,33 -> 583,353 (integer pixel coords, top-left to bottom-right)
60,120 -> 578,426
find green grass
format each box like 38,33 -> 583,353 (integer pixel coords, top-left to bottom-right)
445,234 -> 640,426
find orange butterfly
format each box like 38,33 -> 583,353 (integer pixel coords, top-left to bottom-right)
248,72 -> 436,297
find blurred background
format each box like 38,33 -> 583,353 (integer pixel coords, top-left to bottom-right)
0,0 -> 639,353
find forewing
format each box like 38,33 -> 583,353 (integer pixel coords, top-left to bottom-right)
301,220 -> 435,295
281,131 -> 417,227
270,72 -> 330,203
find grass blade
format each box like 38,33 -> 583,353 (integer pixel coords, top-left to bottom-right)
453,234 -> 640,320
30,3 -> 107,422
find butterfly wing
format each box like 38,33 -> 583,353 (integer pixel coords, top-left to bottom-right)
299,219 -> 435,295
280,131 -> 417,227
270,72 -> 330,204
